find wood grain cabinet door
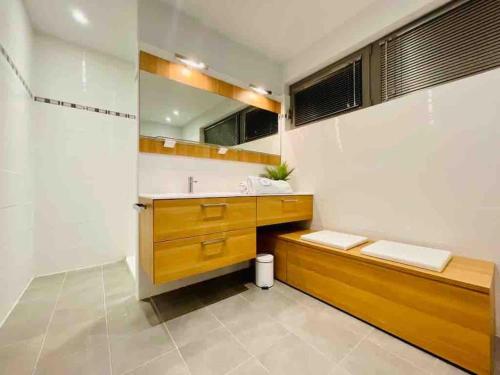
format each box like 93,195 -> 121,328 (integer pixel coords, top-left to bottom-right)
257,195 -> 313,226
153,228 -> 256,284
153,197 -> 256,241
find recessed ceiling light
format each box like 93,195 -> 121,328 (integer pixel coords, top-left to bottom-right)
249,84 -> 272,95
165,117 -> 172,123
72,9 -> 89,25
173,110 -> 179,116
175,53 -> 207,70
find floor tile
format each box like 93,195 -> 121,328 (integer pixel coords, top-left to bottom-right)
166,307 -> 222,348
55,288 -> 105,321
429,358 -> 470,375
226,358 -> 269,375
225,309 -> 289,356
0,300 -> 54,346
208,294 -> 256,326
179,327 -> 250,375
42,315 -> 107,355
366,329 -> 437,371
257,334 -> 331,375
241,286 -> 298,317
35,342 -> 111,375
0,336 -> 43,375
28,273 -> 66,290
152,289 -> 205,322
109,324 -> 174,375
107,296 -> 160,336
128,349 -> 189,375
342,339 -> 424,375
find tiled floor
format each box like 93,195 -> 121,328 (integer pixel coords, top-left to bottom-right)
0,260 -> 497,375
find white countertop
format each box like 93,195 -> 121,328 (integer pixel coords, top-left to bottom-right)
139,192 -> 313,200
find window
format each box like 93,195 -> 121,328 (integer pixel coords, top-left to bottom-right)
291,57 -> 363,127
377,0 -> 500,102
290,0 -> 500,125
203,113 -> 239,146
240,107 -> 279,143
203,107 -> 278,146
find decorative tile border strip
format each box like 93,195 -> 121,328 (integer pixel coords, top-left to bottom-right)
34,97 -> 136,119
1,41 -> 136,120
0,42 -> 34,98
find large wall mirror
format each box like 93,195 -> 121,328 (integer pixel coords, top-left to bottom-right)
139,52 -> 282,165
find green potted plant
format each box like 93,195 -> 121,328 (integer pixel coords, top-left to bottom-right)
261,162 -> 295,181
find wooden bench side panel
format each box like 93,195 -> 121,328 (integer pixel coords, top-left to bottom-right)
284,239 -> 493,374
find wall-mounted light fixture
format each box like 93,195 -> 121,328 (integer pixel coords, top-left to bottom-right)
249,84 -> 272,95
175,53 -> 207,70
165,116 -> 172,123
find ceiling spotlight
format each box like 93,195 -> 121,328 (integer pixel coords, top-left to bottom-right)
173,110 -> 179,116
165,117 -> 172,123
72,9 -> 89,25
175,53 -> 207,70
249,84 -> 272,95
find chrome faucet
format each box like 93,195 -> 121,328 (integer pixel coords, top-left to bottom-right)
188,176 -> 198,193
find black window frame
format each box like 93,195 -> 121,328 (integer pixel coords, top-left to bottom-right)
289,47 -> 372,128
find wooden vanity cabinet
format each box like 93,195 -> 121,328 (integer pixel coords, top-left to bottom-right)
139,194 -> 313,285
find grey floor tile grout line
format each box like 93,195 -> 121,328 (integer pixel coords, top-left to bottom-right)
237,287 -> 333,366
333,327 -> 374,373
120,347 -> 178,375
30,272 -> 68,375
149,297 -> 193,375
205,304 -> 271,375
101,265 -> 114,375
272,283 -> 446,374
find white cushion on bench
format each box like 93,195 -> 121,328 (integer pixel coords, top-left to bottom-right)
300,230 -> 368,250
361,240 -> 452,272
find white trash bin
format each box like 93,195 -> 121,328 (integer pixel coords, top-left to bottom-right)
255,253 -> 274,289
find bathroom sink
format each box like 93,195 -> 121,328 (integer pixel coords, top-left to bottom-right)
139,192 -> 249,199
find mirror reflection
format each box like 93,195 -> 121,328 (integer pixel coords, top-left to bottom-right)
139,71 -> 280,155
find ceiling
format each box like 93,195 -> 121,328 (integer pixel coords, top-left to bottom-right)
23,0 -> 137,62
159,0 -> 378,63
140,72 -> 244,127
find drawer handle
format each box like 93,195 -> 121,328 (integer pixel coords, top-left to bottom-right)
201,238 -> 226,246
201,203 -> 229,208
281,199 -> 298,203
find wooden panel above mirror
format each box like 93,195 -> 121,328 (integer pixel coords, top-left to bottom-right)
139,136 -> 281,166
139,51 -> 282,114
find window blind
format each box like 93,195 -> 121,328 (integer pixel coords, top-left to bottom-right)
381,0 -> 500,101
292,59 -> 362,126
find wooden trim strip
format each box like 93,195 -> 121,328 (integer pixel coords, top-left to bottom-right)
139,51 -> 282,114
140,136 -> 281,166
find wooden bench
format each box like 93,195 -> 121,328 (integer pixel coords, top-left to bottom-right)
259,229 -> 496,374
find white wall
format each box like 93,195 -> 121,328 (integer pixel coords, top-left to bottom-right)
141,120 -> 182,139
0,0 -> 35,324
282,68 -> 500,334
139,0 -> 283,96
32,34 -> 138,275
139,153 -> 267,194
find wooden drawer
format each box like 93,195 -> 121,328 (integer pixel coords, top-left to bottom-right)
153,197 -> 256,241
257,195 -> 313,226
153,228 -> 256,284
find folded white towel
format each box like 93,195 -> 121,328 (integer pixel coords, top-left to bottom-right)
361,240 -> 452,272
301,230 -> 368,250
246,176 -> 293,195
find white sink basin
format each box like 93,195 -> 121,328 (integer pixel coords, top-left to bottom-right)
139,192 -> 249,199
